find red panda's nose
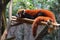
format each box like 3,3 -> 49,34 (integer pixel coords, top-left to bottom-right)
16,14 -> 19,17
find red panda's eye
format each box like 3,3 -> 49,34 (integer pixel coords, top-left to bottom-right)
16,13 -> 21,18
19,14 -> 21,17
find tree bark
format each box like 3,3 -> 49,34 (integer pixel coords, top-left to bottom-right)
0,0 -> 10,39
0,0 -> 2,39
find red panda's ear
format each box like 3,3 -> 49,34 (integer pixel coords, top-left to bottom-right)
21,10 -> 25,15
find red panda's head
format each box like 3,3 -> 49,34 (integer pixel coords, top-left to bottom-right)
16,9 -> 25,18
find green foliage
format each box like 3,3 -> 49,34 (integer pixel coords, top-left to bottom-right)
6,0 -> 60,23
49,0 -> 60,23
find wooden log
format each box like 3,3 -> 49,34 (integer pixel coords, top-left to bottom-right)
35,25 -> 48,40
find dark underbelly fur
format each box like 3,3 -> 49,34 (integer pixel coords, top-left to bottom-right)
34,12 -> 46,18
22,12 -> 46,19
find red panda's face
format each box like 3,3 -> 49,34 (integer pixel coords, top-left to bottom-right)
16,10 -> 25,18
16,12 -> 21,18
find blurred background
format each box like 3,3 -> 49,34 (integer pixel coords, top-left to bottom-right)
6,0 -> 60,23
1,0 -> 60,40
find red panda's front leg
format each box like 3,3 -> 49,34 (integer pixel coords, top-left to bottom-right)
32,16 -> 53,37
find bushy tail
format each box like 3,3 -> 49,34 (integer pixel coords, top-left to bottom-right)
32,16 -> 53,37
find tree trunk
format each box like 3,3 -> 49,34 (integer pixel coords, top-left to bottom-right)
0,0 -> 2,39
0,0 -> 10,39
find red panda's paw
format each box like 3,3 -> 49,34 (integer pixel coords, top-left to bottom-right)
32,23 -> 38,37
33,32 -> 36,37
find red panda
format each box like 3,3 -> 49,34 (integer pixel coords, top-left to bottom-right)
16,9 -> 57,37
16,9 -> 56,22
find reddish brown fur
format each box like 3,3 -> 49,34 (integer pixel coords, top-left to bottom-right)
17,9 -> 57,37
24,9 -> 56,22
32,16 -> 53,37
25,9 -> 56,37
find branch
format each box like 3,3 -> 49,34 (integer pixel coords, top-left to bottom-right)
1,29 -> 7,40
11,16 -> 60,26
12,16 -> 60,40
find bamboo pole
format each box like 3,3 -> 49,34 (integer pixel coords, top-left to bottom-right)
8,0 -> 12,25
